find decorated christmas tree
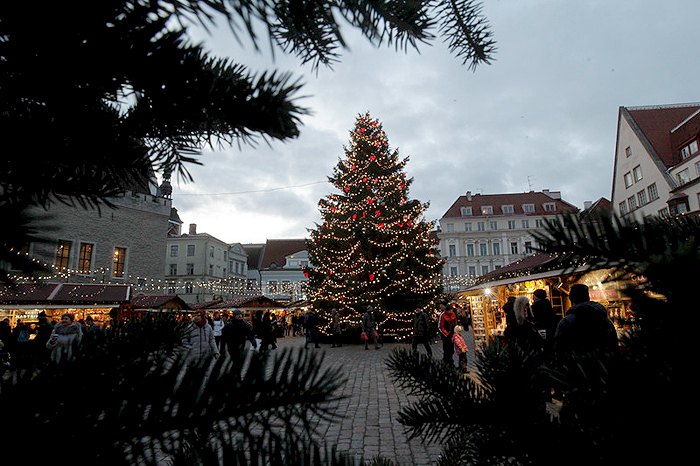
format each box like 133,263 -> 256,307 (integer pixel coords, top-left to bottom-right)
305,112 -> 444,341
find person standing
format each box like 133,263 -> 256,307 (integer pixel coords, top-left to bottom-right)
46,313 -> 83,364
504,296 -> 543,350
304,309 -> 321,349
531,289 -> 558,358
411,307 -> 432,357
438,302 -> 457,366
220,309 -> 257,360
330,308 -> 343,348
362,305 -> 380,350
183,310 -> 219,362
452,325 -> 469,374
211,312 -> 225,349
502,296 -> 517,334
555,284 -> 618,358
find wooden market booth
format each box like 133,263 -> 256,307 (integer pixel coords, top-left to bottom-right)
0,282 -> 132,328
455,254 -> 633,349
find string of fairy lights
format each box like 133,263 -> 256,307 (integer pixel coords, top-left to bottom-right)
305,113 -> 445,339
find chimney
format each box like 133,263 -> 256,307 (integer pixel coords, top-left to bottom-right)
584,201 -> 593,210
542,189 -> 561,200
189,223 -> 197,235
466,191 -> 472,201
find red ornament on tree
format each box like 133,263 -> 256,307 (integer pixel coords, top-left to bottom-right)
304,271 -> 309,278
375,210 -> 381,217
369,273 -> 375,281
370,155 -> 376,161
344,186 -> 350,192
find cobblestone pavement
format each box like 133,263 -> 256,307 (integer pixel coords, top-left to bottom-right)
270,331 -> 479,466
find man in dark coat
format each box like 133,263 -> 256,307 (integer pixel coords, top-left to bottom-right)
220,309 -> 257,360
412,307 -> 432,357
531,289 -> 558,358
555,284 -> 618,358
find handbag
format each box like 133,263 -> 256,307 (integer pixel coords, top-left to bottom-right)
360,330 -> 368,341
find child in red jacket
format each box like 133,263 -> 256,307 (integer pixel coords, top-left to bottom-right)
452,325 -> 469,374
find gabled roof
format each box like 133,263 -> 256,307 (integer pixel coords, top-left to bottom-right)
241,243 -> 265,270
474,253 -> 562,285
582,197 -> 612,219
624,103 -> 700,169
131,294 -> 190,310
191,295 -> 286,310
442,191 -> 578,218
259,239 -> 308,270
0,283 -> 131,305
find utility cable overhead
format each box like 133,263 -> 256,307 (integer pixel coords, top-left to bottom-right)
174,180 -> 329,196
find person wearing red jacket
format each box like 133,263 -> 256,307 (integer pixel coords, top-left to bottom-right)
438,302 -> 458,366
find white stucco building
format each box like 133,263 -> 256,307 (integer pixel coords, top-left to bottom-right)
438,190 -> 579,280
612,102 -> 700,219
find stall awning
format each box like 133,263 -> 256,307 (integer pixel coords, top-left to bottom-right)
0,282 -> 131,307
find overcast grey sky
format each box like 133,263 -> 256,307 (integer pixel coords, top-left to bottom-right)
168,1 -> 700,244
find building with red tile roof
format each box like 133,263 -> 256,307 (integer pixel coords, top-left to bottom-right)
612,102 -> 700,218
438,189 -> 578,288
244,239 -> 309,303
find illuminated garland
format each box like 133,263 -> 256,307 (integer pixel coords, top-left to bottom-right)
306,113 -> 444,340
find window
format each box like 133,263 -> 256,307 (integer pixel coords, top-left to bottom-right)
446,223 -> 454,233
450,267 -> 458,277
185,282 -> 193,293
522,204 -> 535,213
170,245 -> 178,257
169,264 -> 177,275
625,146 -> 632,158
696,160 -> 700,177
543,203 -> 556,211
628,195 -> 637,210
55,240 -> 72,271
658,207 -> 669,217
681,139 -> 699,159
186,263 -> 194,275
477,222 -> 485,231
168,285 -> 176,294
209,264 -> 213,275
209,246 -> 215,258
510,242 -> 519,254
78,242 -> 94,273
525,241 -> 533,253
535,219 -> 545,228
648,183 -> 659,201
113,247 -> 126,278
502,205 -> 514,214
637,190 -> 647,206
508,220 -> 516,230
481,265 -> 489,275
223,251 -> 227,261
448,244 -> 456,257
490,221 -> 498,230
479,243 -> 487,256
466,244 -> 475,256
522,219 -> 530,228
619,200 -> 628,215
460,206 -> 472,216
677,168 -> 690,185
493,242 -> 501,255
481,206 -> 493,215
633,165 -> 643,182
464,222 -> 472,232
468,266 -> 476,277
187,244 -> 195,256
624,172 -> 633,188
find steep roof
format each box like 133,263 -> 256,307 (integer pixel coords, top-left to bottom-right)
259,239 -> 308,270
241,243 -> 265,270
624,103 -> 700,168
582,197 -> 612,218
442,191 -> 579,218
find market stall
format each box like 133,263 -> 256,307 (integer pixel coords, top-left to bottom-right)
0,282 -> 132,328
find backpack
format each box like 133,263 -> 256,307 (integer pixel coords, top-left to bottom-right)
17,330 -> 29,343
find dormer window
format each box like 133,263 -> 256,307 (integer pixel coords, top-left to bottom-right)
501,205 -> 514,214
481,205 -> 493,215
460,206 -> 472,216
543,203 -> 556,211
681,139 -> 699,160
522,204 -> 535,213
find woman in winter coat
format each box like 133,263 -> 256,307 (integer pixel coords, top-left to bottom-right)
46,313 -> 83,363
362,305 -> 380,350
183,310 -> 219,362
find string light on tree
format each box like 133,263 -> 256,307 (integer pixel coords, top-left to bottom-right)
305,112 -> 444,341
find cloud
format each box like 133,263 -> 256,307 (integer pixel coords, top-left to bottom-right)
169,0 -> 700,244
